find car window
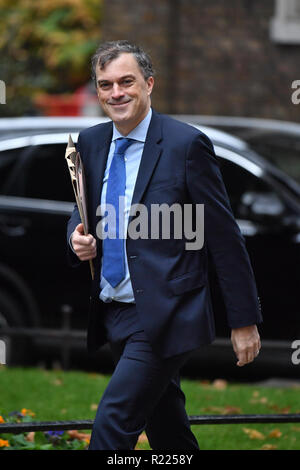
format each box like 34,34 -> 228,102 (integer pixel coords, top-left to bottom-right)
24,144 -> 74,202
252,134 -> 300,185
0,148 -> 21,194
0,144 -> 75,202
216,127 -> 300,185
219,158 -> 285,220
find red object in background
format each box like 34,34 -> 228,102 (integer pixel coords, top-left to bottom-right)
34,93 -> 81,116
34,85 -> 99,116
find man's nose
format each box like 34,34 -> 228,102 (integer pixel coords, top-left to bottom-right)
111,83 -> 125,100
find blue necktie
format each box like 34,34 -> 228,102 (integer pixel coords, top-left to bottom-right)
102,138 -> 134,287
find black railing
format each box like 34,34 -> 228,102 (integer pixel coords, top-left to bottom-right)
1,324 -> 300,436
1,414 -> 300,435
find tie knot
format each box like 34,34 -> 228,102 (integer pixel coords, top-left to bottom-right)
114,138 -> 134,156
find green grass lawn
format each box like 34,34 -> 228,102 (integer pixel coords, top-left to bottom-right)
0,365 -> 299,450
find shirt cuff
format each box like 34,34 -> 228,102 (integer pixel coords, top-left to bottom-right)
69,233 -> 76,254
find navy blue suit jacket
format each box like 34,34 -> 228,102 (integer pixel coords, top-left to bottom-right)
67,109 -> 262,358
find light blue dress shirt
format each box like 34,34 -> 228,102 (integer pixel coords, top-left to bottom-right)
99,108 -> 152,303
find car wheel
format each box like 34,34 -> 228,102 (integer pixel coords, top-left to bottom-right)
0,290 -> 32,366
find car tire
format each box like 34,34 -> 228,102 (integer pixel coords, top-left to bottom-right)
0,289 -> 33,366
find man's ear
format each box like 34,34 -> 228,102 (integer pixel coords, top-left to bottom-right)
147,76 -> 154,96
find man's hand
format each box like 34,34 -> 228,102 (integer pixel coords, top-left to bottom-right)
71,223 -> 97,261
231,325 -> 261,367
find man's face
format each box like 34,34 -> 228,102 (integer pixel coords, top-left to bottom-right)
95,53 -> 154,135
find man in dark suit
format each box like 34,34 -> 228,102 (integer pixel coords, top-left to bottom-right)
67,40 -> 262,450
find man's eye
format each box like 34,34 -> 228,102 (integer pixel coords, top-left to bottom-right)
123,79 -> 133,86
99,83 -> 110,89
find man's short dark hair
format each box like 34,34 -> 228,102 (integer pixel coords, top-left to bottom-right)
91,40 -> 155,86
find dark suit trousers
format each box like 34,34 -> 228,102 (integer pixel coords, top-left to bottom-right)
88,301 -> 199,450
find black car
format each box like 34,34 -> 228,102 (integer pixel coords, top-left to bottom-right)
0,117 -> 299,377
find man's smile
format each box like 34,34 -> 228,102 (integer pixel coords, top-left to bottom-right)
109,100 -> 131,108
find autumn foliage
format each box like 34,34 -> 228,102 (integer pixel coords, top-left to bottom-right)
0,0 -> 102,115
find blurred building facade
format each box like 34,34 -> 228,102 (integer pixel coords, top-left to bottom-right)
101,0 -> 300,121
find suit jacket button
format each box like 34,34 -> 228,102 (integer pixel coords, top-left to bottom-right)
136,289 -> 143,294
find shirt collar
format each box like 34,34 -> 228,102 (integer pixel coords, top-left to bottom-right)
112,107 -> 152,143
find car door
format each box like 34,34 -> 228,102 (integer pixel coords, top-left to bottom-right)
0,137 -> 90,332
213,148 -> 300,343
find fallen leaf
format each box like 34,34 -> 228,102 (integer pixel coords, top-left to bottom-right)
52,378 -> 63,386
199,380 -> 210,387
259,397 -> 268,404
25,432 -> 35,442
67,430 -> 91,442
202,406 -> 224,413
90,403 -> 98,411
268,404 -> 290,414
261,444 -> 277,450
223,406 -> 241,415
202,405 -> 241,415
243,428 -> 265,440
268,429 -> 282,438
250,397 -> 268,405
212,379 -> 227,390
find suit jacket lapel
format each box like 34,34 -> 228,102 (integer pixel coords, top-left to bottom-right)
90,122 -> 112,232
129,110 -> 163,223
